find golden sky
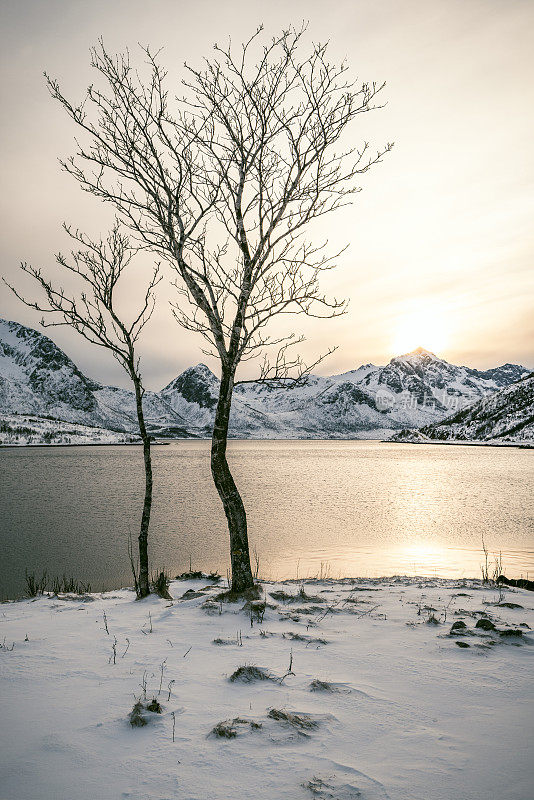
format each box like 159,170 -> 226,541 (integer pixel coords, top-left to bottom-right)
1,0 -> 533,388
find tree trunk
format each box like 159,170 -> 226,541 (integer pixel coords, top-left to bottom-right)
132,375 -> 152,598
211,367 -> 254,592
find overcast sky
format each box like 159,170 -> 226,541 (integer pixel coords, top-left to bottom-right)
1,0 -> 533,389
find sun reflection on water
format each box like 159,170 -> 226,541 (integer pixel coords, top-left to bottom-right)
264,543 -> 533,582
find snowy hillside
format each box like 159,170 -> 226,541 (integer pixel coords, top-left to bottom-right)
414,373 -> 534,443
0,414 -> 140,446
0,319 -> 529,440
0,319 -> 191,439
0,318 -> 101,420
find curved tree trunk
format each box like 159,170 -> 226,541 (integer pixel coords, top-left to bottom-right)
132,374 -> 152,598
211,367 -> 254,592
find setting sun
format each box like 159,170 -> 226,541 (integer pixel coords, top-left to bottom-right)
392,305 -> 450,356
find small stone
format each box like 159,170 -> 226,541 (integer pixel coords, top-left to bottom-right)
455,641 -> 470,648
499,629 -> 523,637
450,621 -> 467,632
180,589 -> 206,599
475,618 -> 496,631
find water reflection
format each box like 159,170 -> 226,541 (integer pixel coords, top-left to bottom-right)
1,439 -> 533,598
264,544 -> 533,582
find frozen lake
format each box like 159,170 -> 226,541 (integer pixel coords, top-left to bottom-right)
1,440 -> 533,598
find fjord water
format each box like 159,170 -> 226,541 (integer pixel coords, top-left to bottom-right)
1,440 -> 532,599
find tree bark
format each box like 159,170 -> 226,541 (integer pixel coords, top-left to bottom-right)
211,367 -> 254,592
132,374 -> 152,598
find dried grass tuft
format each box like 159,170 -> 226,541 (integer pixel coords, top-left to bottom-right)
229,665 -> 273,683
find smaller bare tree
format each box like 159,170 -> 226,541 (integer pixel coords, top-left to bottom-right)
5,222 -> 160,598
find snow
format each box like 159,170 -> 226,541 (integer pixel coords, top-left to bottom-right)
393,347 -> 442,365
1,317 -> 530,441
1,576 -> 533,800
0,414 -> 140,446
388,429 -> 432,444
396,374 -> 534,445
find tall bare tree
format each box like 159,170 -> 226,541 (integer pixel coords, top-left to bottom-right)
41,26 -> 391,591
5,224 -> 160,598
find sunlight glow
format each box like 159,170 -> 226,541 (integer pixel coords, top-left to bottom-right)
392,305 -> 450,356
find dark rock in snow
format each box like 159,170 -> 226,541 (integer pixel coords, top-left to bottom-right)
476,619 -> 496,631
497,575 -> 534,591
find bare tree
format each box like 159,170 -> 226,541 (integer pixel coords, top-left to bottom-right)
40,25 -> 391,591
5,223 -> 160,598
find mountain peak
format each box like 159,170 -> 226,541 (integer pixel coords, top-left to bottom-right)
388,347 -> 444,368
402,347 -> 438,359
179,363 -> 213,375
161,363 -> 218,410
0,316 -> 100,414
190,363 -> 217,378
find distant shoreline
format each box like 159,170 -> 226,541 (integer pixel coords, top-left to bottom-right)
1,437 -> 532,449
385,438 -> 533,450
0,441 -> 172,449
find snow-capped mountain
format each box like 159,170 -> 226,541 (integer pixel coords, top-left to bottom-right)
393,373 -> 534,444
0,319 -> 190,436
0,318 -> 100,417
160,365 -> 277,436
0,318 -> 530,440
231,346 -> 529,437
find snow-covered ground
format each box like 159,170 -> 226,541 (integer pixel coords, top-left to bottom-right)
0,414 -> 140,446
1,576 -> 533,800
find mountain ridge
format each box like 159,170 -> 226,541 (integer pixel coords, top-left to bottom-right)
0,317 -> 530,441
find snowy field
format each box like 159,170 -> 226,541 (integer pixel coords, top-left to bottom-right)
1,576 -> 533,800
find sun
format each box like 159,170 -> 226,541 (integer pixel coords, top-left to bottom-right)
392,306 -> 449,356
